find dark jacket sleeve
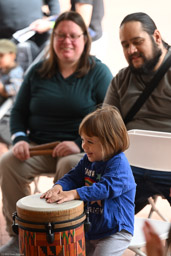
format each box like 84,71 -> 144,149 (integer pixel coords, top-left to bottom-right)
10,66 -> 36,144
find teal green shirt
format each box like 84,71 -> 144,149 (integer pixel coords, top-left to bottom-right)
10,57 -> 113,149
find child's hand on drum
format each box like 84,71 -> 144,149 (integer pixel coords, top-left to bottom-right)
40,185 -> 63,203
54,190 -> 80,204
40,186 -> 80,204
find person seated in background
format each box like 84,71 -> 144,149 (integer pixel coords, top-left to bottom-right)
103,12 -> 171,214
70,0 -> 104,42
29,0 -> 60,37
0,39 -> 24,157
0,11 -> 113,254
0,0 -> 61,69
0,39 -> 24,106
41,105 -> 136,256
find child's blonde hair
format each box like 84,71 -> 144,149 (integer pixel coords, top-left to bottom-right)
79,105 -> 129,159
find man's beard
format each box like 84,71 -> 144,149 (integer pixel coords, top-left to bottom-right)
129,39 -> 162,75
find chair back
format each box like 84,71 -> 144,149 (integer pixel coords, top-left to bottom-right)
125,129 -> 171,171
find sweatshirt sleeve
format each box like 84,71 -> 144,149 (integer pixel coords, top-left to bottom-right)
55,155 -> 86,190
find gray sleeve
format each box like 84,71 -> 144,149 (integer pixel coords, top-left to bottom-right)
73,0 -> 93,4
103,78 -> 121,111
45,0 -> 61,15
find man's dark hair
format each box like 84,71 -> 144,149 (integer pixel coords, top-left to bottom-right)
120,12 -> 169,49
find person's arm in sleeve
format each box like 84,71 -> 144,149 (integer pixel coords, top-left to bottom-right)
41,156 -> 86,203
10,67 -> 33,145
74,1 -> 93,27
45,0 -> 61,16
30,0 -> 61,34
103,74 -> 121,111
55,156 -> 86,190
93,62 -> 113,103
10,67 -> 36,160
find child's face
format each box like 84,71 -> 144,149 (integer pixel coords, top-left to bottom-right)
0,52 -> 16,69
81,133 -> 103,162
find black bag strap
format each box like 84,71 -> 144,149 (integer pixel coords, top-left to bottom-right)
124,54 -> 171,124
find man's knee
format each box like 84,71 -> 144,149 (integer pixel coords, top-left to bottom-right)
55,153 -> 84,181
0,150 -> 13,176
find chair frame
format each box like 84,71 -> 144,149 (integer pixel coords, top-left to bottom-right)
125,129 -> 171,255
125,129 -> 171,221
128,217 -> 170,256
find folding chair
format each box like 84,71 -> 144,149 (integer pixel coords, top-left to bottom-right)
128,217 -> 170,256
125,129 -> 171,221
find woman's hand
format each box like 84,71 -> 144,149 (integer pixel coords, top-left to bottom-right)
12,141 -> 30,161
143,220 -> 164,256
29,18 -> 52,33
52,141 -> 80,157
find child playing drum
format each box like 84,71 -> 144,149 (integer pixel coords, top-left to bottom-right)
41,105 -> 136,256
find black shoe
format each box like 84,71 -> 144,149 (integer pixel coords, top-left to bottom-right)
0,236 -> 19,255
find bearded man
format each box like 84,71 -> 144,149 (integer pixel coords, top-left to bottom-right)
104,12 -> 171,214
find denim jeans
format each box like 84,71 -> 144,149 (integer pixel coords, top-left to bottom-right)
131,166 -> 171,213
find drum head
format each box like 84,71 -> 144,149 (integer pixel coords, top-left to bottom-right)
17,193 -> 82,212
16,193 -> 84,223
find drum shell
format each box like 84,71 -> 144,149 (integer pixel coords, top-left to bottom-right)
14,194 -> 86,256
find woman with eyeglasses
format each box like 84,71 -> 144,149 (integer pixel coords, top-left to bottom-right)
0,11 -> 113,254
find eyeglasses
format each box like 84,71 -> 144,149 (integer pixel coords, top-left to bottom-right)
53,32 -> 84,42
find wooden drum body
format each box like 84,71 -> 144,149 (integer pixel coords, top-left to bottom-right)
12,193 -> 86,256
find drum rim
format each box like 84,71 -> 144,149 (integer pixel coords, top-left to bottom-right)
15,211 -> 86,226
14,211 -> 86,233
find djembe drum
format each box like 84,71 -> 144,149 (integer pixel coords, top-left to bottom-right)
12,193 -> 86,256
